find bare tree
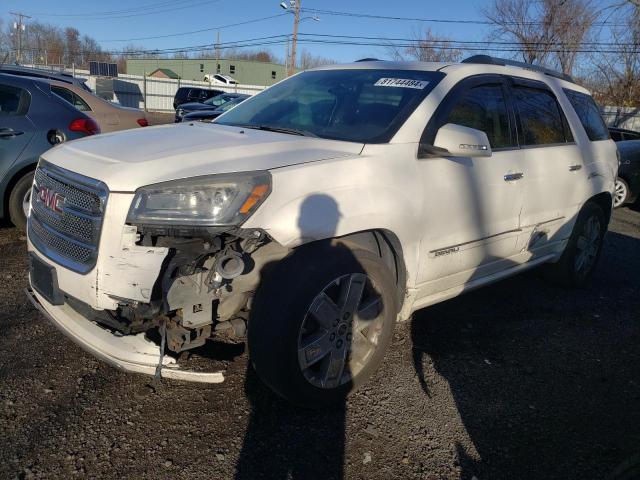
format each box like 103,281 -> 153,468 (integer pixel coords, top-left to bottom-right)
483,0 -> 597,75
386,28 -> 463,62
588,5 -> 640,109
298,49 -> 335,69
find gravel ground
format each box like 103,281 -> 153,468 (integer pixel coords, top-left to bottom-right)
1,207 -> 639,480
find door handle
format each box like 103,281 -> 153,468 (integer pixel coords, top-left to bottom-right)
504,172 -> 524,182
569,164 -> 582,171
0,128 -> 24,138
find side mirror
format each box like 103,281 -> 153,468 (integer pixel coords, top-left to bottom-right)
419,123 -> 492,158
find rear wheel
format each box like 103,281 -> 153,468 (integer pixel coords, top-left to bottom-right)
8,171 -> 34,230
248,241 -> 398,408
544,202 -> 606,287
613,178 -> 629,208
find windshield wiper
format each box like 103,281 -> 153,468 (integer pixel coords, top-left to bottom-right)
230,123 -> 317,138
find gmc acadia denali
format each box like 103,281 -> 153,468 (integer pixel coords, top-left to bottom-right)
26,56 -> 618,407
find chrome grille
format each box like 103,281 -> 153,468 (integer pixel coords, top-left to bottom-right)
28,161 -> 108,274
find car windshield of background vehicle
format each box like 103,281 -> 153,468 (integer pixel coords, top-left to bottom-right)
51,86 -> 91,112
216,69 -> 445,143
204,95 -> 230,106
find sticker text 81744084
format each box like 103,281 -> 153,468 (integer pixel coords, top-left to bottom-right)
374,78 -> 430,89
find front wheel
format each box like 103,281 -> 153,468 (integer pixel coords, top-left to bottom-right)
543,202 -> 606,287
8,171 -> 34,230
248,241 -> 398,408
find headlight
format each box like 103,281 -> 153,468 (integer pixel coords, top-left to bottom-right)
126,171 -> 271,226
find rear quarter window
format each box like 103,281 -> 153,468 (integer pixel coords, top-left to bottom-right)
0,84 -> 30,116
564,89 -> 610,141
513,86 -> 570,146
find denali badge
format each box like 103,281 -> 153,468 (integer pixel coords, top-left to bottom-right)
432,246 -> 460,257
38,186 -> 65,213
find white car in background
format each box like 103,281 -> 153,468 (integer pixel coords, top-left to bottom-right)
26,56 -> 617,407
204,73 -> 238,86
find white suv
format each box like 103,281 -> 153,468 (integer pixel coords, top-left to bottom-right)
26,56 -> 618,406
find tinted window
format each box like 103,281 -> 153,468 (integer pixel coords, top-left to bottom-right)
564,89 -> 609,141
216,69 -> 444,143
626,131 -> 640,140
514,87 -> 568,145
609,130 -> 623,142
446,85 -> 513,149
0,84 -> 30,116
51,86 -> 91,111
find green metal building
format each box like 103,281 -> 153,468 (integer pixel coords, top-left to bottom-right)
126,58 -> 288,86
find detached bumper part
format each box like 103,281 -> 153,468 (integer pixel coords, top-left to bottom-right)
25,288 -> 224,384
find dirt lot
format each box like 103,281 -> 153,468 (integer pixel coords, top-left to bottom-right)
1,207 -> 639,480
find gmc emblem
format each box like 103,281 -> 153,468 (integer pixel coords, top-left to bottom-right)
38,186 -> 64,213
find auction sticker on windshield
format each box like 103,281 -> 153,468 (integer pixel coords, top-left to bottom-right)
374,78 -> 430,89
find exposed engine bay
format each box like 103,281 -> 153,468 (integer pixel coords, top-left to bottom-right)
89,228 -> 289,356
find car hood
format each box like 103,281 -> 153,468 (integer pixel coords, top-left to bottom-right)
42,123 -> 364,192
178,102 -> 214,112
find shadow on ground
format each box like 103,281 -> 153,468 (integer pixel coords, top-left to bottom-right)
411,230 -> 640,479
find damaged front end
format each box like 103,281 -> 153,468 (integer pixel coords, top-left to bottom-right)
27,167 -> 287,382
102,226 -> 288,358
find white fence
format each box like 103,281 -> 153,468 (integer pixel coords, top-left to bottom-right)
95,74 -> 266,112
602,106 -> 640,131
27,65 -> 266,112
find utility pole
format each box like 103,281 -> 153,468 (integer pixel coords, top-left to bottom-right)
10,12 -> 31,64
215,29 -> 221,74
288,0 -> 301,76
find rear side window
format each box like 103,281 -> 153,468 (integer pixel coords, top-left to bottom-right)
513,87 -> 569,146
0,84 -> 30,116
564,89 -> 610,141
446,84 -> 514,149
51,86 -> 91,112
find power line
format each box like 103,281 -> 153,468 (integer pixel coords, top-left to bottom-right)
97,13 -> 289,42
301,7 -> 627,27
23,0 -> 222,20
297,33 -> 640,48
14,33 -> 640,58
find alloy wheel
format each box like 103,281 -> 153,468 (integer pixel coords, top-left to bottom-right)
613,179 -> 628,208
297,273 -> 385,389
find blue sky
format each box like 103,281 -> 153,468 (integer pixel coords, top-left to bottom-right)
2,0 -> 497,63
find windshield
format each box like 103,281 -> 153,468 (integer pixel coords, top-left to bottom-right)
204,94 -> 233,107
216,69 -> 444,143
218,96 -> 246,112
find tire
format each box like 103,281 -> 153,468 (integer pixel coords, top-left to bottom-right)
248,240 -> 398,408
8,171 -> 34,230
613,177 -> 629,208
544,202 -> 606,288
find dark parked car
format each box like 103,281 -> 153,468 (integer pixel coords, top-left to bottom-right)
0,64 -> 91,92
173,86 -> 224,110
614,140 -> 640,207
174,92 -> 247,122
0,74 -> 100,228
609,126 -> 640,142
181,95 -> 250,122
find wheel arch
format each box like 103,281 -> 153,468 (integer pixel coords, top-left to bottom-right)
586,191 -> 613,223
295,229 -> 408,314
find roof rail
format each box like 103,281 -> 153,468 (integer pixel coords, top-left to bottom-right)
355,58 -> 381,62
461,55 -> 574,83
